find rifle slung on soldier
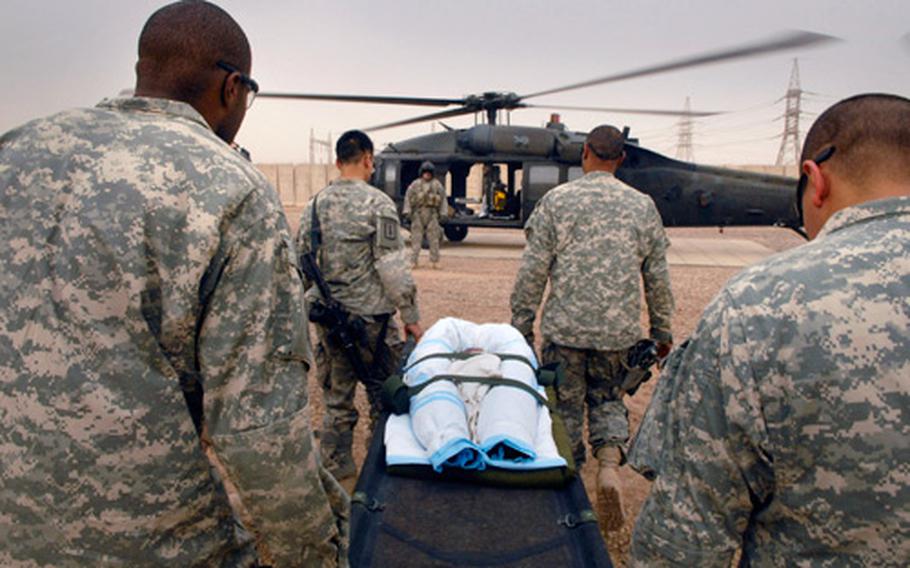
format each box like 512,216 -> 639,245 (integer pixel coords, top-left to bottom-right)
299,197 -> 380,387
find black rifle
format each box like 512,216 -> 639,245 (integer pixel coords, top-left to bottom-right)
618,338 -> 660,397
300,197 -> 374,387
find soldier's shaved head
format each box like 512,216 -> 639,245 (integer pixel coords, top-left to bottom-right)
802,94 -> 910,186
586,125 -> 626,161
136,1 -> 250,105
336,130 -> 374,164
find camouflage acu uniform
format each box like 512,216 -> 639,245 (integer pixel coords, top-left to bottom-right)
403,178 -> 447,264
0,97 -> 348,567
297,179 -> 419,475
631,196 -> 910,567
510,171 -> 674,464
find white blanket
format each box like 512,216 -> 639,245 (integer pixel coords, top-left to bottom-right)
384,318 -> 567,472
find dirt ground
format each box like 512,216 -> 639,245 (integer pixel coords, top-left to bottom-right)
286,205 -> 805,566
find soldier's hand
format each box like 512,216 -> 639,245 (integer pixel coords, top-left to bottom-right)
404,322 -> 424,342
656,341 -> 672,360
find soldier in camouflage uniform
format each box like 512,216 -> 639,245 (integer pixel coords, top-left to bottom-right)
403,161 -> 448,268
510,125 -> 674,532
0,3 -> 348,567
297,130 -> 424,483
631,94 -> 910,566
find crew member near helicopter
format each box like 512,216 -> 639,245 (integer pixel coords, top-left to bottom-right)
403,161 -> 448,269
510,124 -> 674,535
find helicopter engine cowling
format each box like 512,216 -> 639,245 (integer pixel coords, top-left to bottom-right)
460,124 -> 557,157
554,133 -> 584,162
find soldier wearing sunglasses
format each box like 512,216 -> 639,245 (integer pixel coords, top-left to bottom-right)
0,1 -> 346,566
631,93 -> 910,566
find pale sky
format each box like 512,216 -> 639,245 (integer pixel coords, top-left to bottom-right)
2,0 -> 908,165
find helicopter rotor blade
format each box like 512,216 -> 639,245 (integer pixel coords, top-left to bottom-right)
524,103 -> 719,117
520,30 -> 839,100
364,106 -> 479,132
257,92 -> 465,107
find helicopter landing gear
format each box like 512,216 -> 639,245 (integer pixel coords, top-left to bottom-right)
443,224 -> 468,242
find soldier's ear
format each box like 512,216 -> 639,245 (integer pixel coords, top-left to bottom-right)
805,161 -> 830,208
219,71 -> 246,111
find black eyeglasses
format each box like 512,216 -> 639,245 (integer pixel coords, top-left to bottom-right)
216,61 -> 259,109
795,145 -> 836,225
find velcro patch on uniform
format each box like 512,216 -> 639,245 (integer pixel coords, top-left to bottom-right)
377,215 -> 400,249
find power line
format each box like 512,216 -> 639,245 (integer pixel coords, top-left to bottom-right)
696,134 -> 783,148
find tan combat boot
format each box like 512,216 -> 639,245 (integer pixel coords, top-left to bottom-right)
594,446 -> 625,533
431,261 -> 440,270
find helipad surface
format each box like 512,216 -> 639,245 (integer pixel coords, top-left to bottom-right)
428,228 -> 777,268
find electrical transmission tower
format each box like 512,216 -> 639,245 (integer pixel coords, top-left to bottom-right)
308,129 -> 333,197
776,59 -> 804,166
309,128 -> 333,164
675,96 -> 695,162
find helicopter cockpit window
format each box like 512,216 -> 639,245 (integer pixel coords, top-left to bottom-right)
568,166 -> 584,181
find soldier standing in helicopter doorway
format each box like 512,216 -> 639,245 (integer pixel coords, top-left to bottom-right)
403,161 -> 448,269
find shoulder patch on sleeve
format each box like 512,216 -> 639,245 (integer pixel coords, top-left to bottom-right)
376,215 -> 400,249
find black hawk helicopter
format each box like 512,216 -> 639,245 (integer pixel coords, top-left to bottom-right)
261,31 -> 836,241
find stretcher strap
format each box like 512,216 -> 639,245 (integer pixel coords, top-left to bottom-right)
351,491 -> 385,513
557,509 -> 598,529
408,374 -> 549,407
404,351 -> 566,388
404,351 -> 536,373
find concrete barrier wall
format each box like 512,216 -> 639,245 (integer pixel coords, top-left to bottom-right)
255,163 -> 339,206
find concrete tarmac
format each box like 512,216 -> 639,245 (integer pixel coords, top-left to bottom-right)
420,227 -> 778,268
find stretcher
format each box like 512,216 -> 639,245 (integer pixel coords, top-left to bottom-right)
348,416 -> 613,567
349,319 -> 612,567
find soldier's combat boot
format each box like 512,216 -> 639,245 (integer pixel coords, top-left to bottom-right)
431,261 -> 439,270
594,446 -> 625,533
320,430 -> 357,482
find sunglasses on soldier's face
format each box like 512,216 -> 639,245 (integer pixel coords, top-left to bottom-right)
216,61 -> 259,109
795,145 -> 836,225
